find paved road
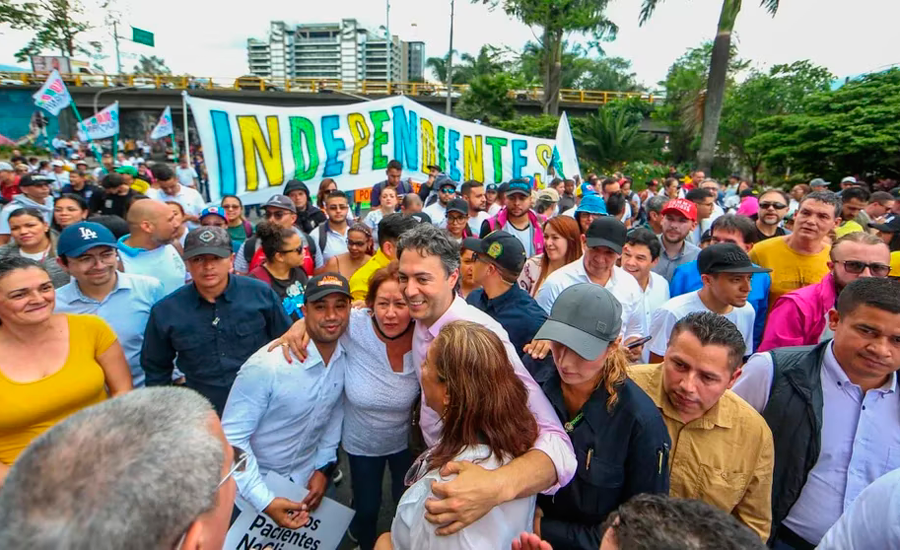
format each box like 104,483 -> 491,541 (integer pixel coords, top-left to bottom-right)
334,449 -> 400,550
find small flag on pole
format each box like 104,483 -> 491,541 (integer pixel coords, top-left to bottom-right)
32,70 -> 72,116
150,106 -> 174,140
77,102 -> 120,141
554,111 -> 582,181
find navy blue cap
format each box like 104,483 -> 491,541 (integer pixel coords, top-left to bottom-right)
57,222 -> 117,258
486,183 -> 498,192
506,179 -> 531,197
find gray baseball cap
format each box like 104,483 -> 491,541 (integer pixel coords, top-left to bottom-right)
534,283 -> 623,361
810,178 -> 830,187
183,227 -> 233,260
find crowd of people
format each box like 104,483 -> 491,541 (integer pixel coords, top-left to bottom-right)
0,153 -> 899,550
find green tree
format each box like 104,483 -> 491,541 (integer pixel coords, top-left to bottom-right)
748,68 -> 900,180
0,0 -> 38,31
576,56 -> 642,92
719,60 -> 833,181
455,73 -> 516,125
425,50 -> 456,84
575,101 -> 659,172
13,0 -> 96,62
454,45 -> 507,84
133,55 -> 171,75
478,0 -> 617,116
493,114 -> 560,138
640,0 -> 780,173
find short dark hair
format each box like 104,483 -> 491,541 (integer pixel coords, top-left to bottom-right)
604,494 -> 766,550
759,188 -> 790,205
325,190 -> 348,203
645,195 -> 669,215
799,191 -> 841,218
100,173 -> 124,189
842,186 -> 871,204
601,177 -> 618,192
870,191 -> 894,206
669,311 -> 747,371
461,180 -> 483,196
605,193 -> 626,217
87,215 -> 129,239
710,214 -> 758,245
254,221 -> 295,262
150,165 -> 174,182
378,213 -> 417,248
625,227 -> 661,261
0,256 -> 47,284
387,159 -> 402,172
837,277 -> 900,317
685,188 -> 713,202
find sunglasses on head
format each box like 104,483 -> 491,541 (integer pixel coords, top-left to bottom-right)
835,260 -> 891,277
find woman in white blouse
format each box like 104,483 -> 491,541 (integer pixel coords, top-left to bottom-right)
342,262 -> 419,550
376,320 -> 539,550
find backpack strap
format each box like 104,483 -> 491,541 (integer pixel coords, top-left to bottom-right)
243,219 -> 253,238
243,236 -> 257,264
318,223 -> 328,255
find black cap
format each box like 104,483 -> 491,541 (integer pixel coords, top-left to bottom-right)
506,179 -> 531,197
585,217 -> 627,254
305,272 -> 352,302
427,164 -> 441,172
434,175 -> 456,192
869,215 -> 900,233
183,227 -> 233,260
462,230 -> 527,275
410,212 -> 432,224
18,174 -> 54,187
446,198 -> 468,216
698,243 -> 772,275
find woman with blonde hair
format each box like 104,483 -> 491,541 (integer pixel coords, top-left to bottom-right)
518,216 -> 582,297
379,320 -> 539,550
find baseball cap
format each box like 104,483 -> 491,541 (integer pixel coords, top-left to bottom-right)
810,178 -> 829,188
0,162 -> 12,172
869,215 -> 900,233
263,194 -> 297,213
698,243 -> 772,275
661,199 -> 698,222
446,198 -> 468,216
57,222 -> 117,258
70,153 -> 81,160
585,217 -> 627,254
410,212 -> 432,224
462,230 -> 527,274
575,194 -> 607,216
436,175 -> 457,192
18,174 -> 54,187
506,179 -> 531,197
486,183 -> 498,192
183,227 -> 233,260
534,283 -> 623,360
537,188 -> 559,203
76,160 -> 88,167
841,176 -> 858,184
497,182 -> 510,195
305,272 -> 352,303
200,206 -> 227,222
577,182 -> 596,197
115,165 -> 137,177
427,164 -> 441,172
51,160 -> 64,168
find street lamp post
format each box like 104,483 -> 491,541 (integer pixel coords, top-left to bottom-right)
446,0 -> 455,115
93,86 -> 137,114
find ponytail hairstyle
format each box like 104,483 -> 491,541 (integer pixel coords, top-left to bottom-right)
255,221 -> 295,262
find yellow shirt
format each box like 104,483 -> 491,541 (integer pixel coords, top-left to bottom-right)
348,249 -> 391,301
628,364 -> 774,541
835,220 -> 864,238
0,314 -> 117,464
891,251 -> 900,277
749,235 -> 830,309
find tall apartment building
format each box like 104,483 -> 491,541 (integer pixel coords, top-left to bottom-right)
246,19 -> 424,86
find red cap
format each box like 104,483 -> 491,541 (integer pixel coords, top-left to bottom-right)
661,199 -> 698,221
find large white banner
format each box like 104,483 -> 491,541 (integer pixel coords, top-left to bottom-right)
77,102 -> 119,141
186,94 -> 577,205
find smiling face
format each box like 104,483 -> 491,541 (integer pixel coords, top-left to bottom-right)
64,246 -> 118,287
621,242 -> 656,283
0,266 -> 55,326
302,293 -> 350,344
543,223 -> 569,263
661,330 -> 739,424
830,304 -> 900,389
372,279 -> 411,338
582,239 -> 618,281
346,229 -> 370,260
221,197 -> 242,221
9,214 -> 49,249
398,249 -> 458,327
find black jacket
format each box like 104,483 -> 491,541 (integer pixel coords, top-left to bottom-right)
283,179 -> 327,234
538,373 -> 671,550
465,285 -> 547,356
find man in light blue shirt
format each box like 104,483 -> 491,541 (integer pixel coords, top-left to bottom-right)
222,272 -> 351,530
54,221 -> 166,387
315,190 -> 350,261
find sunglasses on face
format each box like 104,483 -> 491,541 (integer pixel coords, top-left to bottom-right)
222,204 -> 241,210
759,202 -> 788,210
328,204 -> 349,211
439,187 -> 456,194
835,260 -> 891,277
279,246 -> 303,255
264,210 -> 291,220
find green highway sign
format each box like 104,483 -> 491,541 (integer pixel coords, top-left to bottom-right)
132,27 -> 155,47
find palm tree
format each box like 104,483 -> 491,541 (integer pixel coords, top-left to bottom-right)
575,106 -> 657,171
640,0 -> 780,172
425,50 -> 457,84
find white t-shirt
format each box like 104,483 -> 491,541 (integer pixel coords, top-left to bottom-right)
423,202 -> 448,226
637,272 -> 671,363
488,203 -> 502,217
175,166 -> 198,187
148,185 -> 205,229
647,290 -> 755,357
467,211 -> 490,236
501,220 -> 536,258
391,444 -> 535,550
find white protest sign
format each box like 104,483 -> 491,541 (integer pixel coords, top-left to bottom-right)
32,70 -> 72,116
224,471 -> 355,550
77,102 -> 119,141
151,106 -> 174,139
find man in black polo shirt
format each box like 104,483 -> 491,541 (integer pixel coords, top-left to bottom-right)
463,230 -> 547,355
141,226 -> 292,415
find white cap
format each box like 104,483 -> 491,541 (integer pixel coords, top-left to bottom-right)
70,153 -> 80,160
0,162 -> 12,172
841,176 -> 858,184
51,160 -> 64,167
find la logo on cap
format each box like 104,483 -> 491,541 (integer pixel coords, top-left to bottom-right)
79,227 -> 98,240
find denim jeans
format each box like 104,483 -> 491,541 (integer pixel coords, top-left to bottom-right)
347,449 -> 413,550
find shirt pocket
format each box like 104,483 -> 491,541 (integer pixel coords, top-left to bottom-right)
885,446 -> 900,471
695,463 -> 748,512
171,331 -> 207,352
575,447 -> 624,516
234,316 -> 267,342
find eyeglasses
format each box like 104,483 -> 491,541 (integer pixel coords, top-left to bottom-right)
759,202 -> 788,210
264,210 -> 291,220
835,260 -> 891,277
447,215 -> 467,224
347,240 -> 368,247
222,204 -> 241,210
72,249 -> 118,267
328,204 -> 349,211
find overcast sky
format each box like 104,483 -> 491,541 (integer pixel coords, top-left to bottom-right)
1,0 -> 897,88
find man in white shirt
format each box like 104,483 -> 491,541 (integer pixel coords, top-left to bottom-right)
819,468 -> 900,550
536,217 -> 648,357
461,179 -> 490,235
148,165 -> 205,229
648,243 -> 770,362
621,227 -> 670,362
222,273 -> 351,529
175,157 -> 199,188
49,159 -> 70,193
315,190 -> 350,261
422,176 -> 457,226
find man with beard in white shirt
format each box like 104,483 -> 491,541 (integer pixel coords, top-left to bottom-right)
422,176 -> 457,227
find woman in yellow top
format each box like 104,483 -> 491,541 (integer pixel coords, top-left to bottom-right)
0,256 -> 132,488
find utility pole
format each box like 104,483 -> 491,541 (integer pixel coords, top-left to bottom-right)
113,21 -> 122,74
385,0 -> 392,89
445,0 -> 455,115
